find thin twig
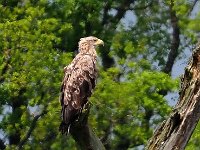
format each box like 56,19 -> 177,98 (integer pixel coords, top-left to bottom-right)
187,0 -> 199,16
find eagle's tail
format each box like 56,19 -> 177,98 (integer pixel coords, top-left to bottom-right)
59,122 -> 71,135
59,104 -> 80,135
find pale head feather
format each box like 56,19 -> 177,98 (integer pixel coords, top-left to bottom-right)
78,36 -> 104,54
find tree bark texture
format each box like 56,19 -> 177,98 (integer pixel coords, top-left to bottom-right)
70,103 -> 106,150
146,43 -> 200,150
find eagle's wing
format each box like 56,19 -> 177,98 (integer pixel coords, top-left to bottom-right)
59,54 -> 97,134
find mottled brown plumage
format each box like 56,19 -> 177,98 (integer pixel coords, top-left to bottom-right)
59,36 -> 104,134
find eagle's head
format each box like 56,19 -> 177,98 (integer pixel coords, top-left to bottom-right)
78,36 -> 104,54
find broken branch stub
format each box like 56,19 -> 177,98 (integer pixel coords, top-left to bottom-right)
146,43 -> 200,150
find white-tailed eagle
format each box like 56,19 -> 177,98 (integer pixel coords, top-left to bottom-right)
59,36 -> 104,134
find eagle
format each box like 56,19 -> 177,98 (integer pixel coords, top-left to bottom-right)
59,36 -> 104,134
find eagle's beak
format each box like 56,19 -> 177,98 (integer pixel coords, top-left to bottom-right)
95,39 -> 104,46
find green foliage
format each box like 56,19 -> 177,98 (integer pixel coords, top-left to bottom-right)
186,121 -> 200,150
0,0 -> 199,149
186,123 -> 200,150
90,69 -> 178,149
174,0 -> 200,43
0,1 -> 73,149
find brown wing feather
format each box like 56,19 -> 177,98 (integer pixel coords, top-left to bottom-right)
59,54 -> 97,134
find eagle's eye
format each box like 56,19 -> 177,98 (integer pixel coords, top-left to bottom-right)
93,39 -> 98,42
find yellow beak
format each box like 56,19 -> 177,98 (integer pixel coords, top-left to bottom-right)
95,39 -> 104,46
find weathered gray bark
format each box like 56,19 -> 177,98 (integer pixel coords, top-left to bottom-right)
70,103 -> 106,150
146,43 -> 200,150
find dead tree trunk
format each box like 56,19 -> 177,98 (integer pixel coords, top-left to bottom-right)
146,43 -> 200,150
70,103 -> 106,150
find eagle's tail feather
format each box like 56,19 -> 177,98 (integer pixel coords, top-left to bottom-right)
59,122 -> 71,135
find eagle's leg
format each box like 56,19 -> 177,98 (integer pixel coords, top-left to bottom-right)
76,101 -> 92,121
73,102 -> 92,127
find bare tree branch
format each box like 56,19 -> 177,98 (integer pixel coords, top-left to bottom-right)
112,0 -> 135,23
18,107 -> 47,149
101,1 -> 112,26
100,0 -> 136,69
0,138 -> 6,150
70,103 -> 106,150
163,0 -> 180,74
187,0 -> 199,16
